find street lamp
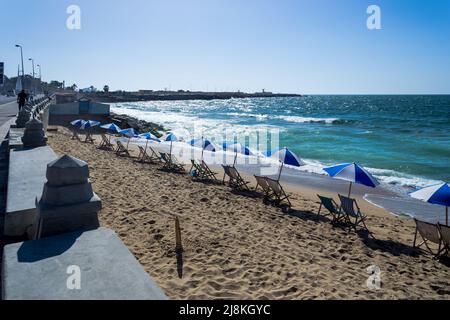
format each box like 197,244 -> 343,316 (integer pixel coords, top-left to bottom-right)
14,44 -> 24,77
37,64 -> 42,94
28,58 -> 35,78
37,64 -> 41,80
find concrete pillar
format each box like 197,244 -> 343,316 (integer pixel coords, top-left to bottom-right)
32,154 -> 102,239
22,118 -> 47,148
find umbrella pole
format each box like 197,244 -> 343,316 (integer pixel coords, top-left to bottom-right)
348,182 -> 352,198
446,207 -> 448,226
277,162 -> 284,182
169,141 -> 173,160
233,152 -> 238,166
127,137 -> 130,149
145,139 -> 149,153
201,136 -> 204,161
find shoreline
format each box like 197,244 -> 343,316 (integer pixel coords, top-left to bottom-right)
47,127 -> 450,299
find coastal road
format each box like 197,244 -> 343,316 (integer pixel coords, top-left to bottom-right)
0,99 -> 18,127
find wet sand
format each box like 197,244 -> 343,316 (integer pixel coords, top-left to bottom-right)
47,127 -> 450,300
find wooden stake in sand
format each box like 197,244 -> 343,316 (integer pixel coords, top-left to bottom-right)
175,216 -> 184,279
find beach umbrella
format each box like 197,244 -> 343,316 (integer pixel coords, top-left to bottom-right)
188,137 -> 216,160
410,182 -> 450,226
270,147 -> 305,181
222,142 -> 254,165
100,123 -> 122,133
323,162 -> 379,197
119,128 -> 139,149
80,120 -> 100,130
70,119 -> 86,128
165,132 -> 178,157
139,132 -> 161,151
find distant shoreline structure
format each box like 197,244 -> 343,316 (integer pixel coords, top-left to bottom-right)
84,90 -> 302,103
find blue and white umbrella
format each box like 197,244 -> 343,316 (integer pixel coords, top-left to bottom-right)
188,137 -> 216,160
139,132 -> 161,152
323,162 -> 379,197
70,119 -> 86,128
80,120 -> 100,130
269,147 -> 305,180
119,128 -> 139,148
223,142 -> 254,165
100,123 -> 122,133
410,182 -> 450,225
165,132 -> 179,157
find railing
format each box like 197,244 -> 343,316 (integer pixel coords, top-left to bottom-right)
15,93 -> 55,128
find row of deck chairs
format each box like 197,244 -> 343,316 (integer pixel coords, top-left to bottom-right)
316,194 -> 371,234
71,130 -> 96,144
413,219 -> 450,258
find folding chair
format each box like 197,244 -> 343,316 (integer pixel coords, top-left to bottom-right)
98,133 -> 114,151
413,219 -> 443,257
438,223 -> 450,257
317,195 -> 346,223
160,153 -> 185,172
222,165 -> 250,191
266,178 -> 292,210
71,129 -> 81,141
254,175 -> 273,200
338,194 -> 370,234
84,131 -> 95,144
115,140 -> 130,157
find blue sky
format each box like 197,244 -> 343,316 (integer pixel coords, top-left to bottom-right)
1,0 -> 449,94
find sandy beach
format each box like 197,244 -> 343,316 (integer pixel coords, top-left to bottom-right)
47,127 -> 450,300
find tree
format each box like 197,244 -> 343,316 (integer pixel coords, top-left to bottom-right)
103,85 -> 109,93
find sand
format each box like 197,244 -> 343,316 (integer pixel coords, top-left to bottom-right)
47,127 -> 450,300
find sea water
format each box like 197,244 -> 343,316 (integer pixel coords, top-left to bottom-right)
111,95 -> 450,195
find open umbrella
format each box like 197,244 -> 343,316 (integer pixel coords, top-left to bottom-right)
80,120 -> 100,130
70,119 -> 86,128
119,128 -> 139,149
139,132 -> 161,151
188,137 -> 216,160
269,147 -> 305,181
100,123 -> 121,133
165,132 -> 178,158
323,162 -> 379,197
410,182 -> 450,226
222,141 -> 253,165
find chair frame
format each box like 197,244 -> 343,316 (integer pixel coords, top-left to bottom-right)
71,129 -> 81,141
437,223 -> 450,257
265,177 -> 292,210
413,219 -> 443,257
84,131 -> 95,144
338,194 -> 371,234
115,140 -> 130,157
137,145 -> 159,163
254,175 -> 274,200
317,195 -> 346,223
222,165 -> 250,191
160,153 -> 185,172
98,133 -> 114,151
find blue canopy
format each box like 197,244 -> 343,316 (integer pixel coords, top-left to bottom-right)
70,119 -> 85,128
139,132 -> 161,142
100,123 -> 122,133
188,138 -> 216,152
165,132 -> 178,142
119,128 -> 139,138
80,120 -> 100,130
270,147 -> 304,167
222,142 -> 253,156
410,182 -> 450,225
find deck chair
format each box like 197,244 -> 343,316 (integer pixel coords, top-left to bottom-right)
148,146 -> 162,162
115,140 -> 130,157
200,160 -> 218,180
84,131 -> 95,144
222,165 -> 250,191
136,146 -> 154,163
266,178 -> 291,210
71,129 -> 81,141
98,133 -> 114,151
190,160 -> 207,179
254,175 -> 273,199
338,194 -> 370,233
160,153 -> 185,172
412,219 -> 442,257
317,195 -> 346,223
438,223 -> 450,257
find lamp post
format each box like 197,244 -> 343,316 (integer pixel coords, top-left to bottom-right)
15,44 -> 25,90
28,58 -> 35,78
28,58 -> 35,95
37,64 -> 42,94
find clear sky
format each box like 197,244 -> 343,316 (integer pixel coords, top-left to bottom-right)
1,0 -> 449,94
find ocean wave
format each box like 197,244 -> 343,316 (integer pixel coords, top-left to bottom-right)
224,112 -> 342,124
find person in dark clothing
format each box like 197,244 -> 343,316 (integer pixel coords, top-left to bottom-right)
17,90 -> 28,111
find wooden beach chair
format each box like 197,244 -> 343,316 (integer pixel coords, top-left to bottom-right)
317,195 -> 346,223
98,133 -> 114,151
338,194 -> 370,234
137,146 -> 154,163
437,223 -> 450,257
160,153 -> 185,172
200,160 -> 218,180
115,140 -> 130,157
190,160 -> 218,181
266,178 -> 292,210
71,129 -> 81,141
148,146 -> 162,162
222,165 -> 250,191
84,131 -> 95,144
254,175 -> 273,200
413,219 -> 443,257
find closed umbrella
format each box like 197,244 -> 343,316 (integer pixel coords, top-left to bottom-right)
323,162 -> 379,197
410,182 -> 450,226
